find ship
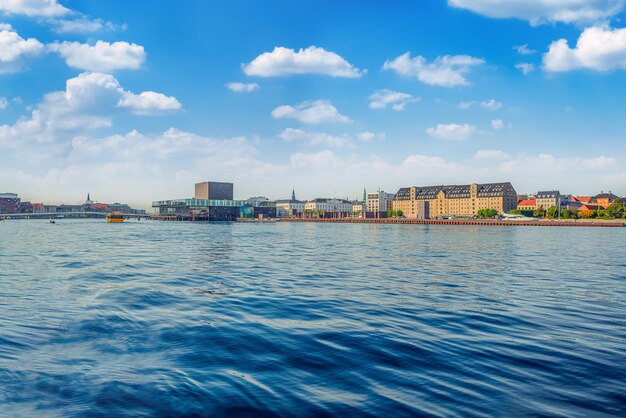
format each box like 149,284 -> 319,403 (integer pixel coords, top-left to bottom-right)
105,212 -> 124,223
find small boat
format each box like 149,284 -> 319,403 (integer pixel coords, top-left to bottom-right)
105,212 -> 125,223
49,219 -> 55,224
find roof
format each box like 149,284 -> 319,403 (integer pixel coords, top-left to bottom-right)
537,191 -> 560,198
594,192 -> 620,200
275,199 -> 303,204
571,196 -> 591,203
395,182 -> 515,200
518,199 -> 536,206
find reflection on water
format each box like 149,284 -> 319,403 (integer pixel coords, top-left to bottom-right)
1,219 -> 625,417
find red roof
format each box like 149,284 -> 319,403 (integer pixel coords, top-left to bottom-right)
572,196 -> 591,203
518,199 -> 536,206
578,204 -> 600,211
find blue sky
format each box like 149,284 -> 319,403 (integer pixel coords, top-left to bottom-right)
1,0 -> 626,207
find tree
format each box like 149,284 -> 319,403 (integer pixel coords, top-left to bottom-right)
388,209 -> 396,218
477,208 -> 498,218
396,210 -> 403,218
546,205 -> 559,218
579,210 -> 596,219
533,207 -> 546,218
605,198 -> 624,219
561,209 -> 574,219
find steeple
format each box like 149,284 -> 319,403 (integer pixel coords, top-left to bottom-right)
291,188 -> 296,201
363,187 -> 366,203
86,193 -> 93,205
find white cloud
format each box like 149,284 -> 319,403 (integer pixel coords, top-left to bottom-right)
426,123 -> 476,141
271,100 -> 351,124
243,46 -> 365,78
491,119 -> 504,129
459,98 -> 502,110
52,18 -> 127,34
383,52 -> 484,87
582,155 -> 616,168
448,0 -> 626,25
369,89 -> 419,110
0,72 -> 181,148
514,44 -> 537,55
516,63 -> 535,74
0,97 -> 8,109
279,128 -> 350,147
49,41 -> 146,72
0,24 -> 44,73
544,26 -> 626,72
357,131 -> 385,141
117,91 -> 182,115
0,0 -> 69,17
475,149 -> 510,160
225,82 -> 259,93
290,150 -> 340,168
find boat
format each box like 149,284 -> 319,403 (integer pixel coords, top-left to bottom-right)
105,212 -> 125,223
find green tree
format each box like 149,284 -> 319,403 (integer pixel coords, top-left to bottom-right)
477,208 -> 498,218
533,207 -> 546,218
396,210 -> 403,218
579,210 -> 596,219
546,205 -> 559,218
561,209 -> 574,219
388,209 -> 396,218
605,198 -> 624,219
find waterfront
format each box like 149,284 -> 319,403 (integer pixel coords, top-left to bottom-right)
1,220 -> 626,416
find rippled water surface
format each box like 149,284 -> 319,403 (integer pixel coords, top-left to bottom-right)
1,220 -> 625,417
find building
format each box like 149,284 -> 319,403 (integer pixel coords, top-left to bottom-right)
0,193 -> 20,214
392,182 -> 518,218
195,181 -> 234,200
366,191 -> 394,213
153,181 -> 273,220
536,191 -> 561,209
517,199 -> 536,211
352,202 -> 365,216
275,189 -> 305,218
592,192 -> 620,208
305,198 -> 353,215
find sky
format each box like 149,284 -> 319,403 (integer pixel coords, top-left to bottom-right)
1,0 -> 626,208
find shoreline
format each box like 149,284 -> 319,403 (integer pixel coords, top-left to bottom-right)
239,218 -> 625,228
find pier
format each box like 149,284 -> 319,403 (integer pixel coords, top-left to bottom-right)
275,218 -> 625,227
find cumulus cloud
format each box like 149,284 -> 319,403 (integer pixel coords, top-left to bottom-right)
474,149 -> 510,160
0,0 -> 69,17
117,91 -> 182,115
0,72 -> 181,149
243,46 -> 365,78
52,18 -> 127,34
357,131 -> 385,141
369,89 -> 419,110
279,128 -> 350,147
290,149 -> 340,168
491,119 -> 504,129
582,155 -> 616,168
516,63 -> 535,74
225,82 -> 259,93
514,44 -> 537,55
448,0 -> 626,25
272,100 -> 351,124
49,41 -> 146,72
426,123 -> 476,140
383,52 -> 484,87
459,98 -> 502,110
0,23 -> 44,73
544,26 -> 626,72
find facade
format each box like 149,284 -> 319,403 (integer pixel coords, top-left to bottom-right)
0,193 -> 20,214
275,189 -> 305,218
194,181 -> 234,200
593,192 -> 620,208
536,191 -> 561,209
393,182 -> 518,218
352,202 -> 365,216
517,199 -> 536,211
366,191 -> 394,213
305,198 -> 353,214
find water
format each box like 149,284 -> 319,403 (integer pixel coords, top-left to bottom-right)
1,219 -> 625,417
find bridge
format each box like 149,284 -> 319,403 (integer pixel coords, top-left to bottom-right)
1,211 -> 149,220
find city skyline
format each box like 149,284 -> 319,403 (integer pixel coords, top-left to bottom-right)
1,1 -> 626,208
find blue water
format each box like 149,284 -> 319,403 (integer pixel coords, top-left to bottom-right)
1,220 -> 625,417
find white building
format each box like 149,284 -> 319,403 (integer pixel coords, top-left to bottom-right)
276,200 -> 305,217
352,202 -> 365,216
305,198 -> 353,214
366,191 -> 394,213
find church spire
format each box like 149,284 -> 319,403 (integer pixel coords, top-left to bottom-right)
363,187 -> 366,203
291,188 -> 296,201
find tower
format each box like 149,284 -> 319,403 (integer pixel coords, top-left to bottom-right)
362,187 -> 366,203
86,193 -> 93,205
291,188 -> 296,201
